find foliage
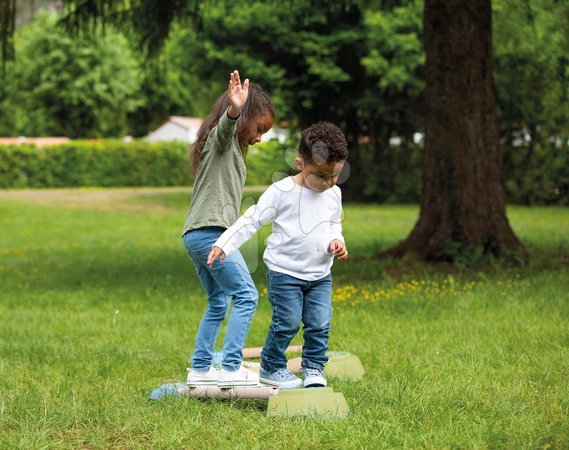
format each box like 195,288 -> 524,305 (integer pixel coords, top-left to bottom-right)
494,0 -> 569,143
504,140 -> 568,205
0,12 -> 142,138
243,140 -> 296,186
125,22 -> 229,137
0,141 -> 190,188
0,139 -> 291,189
60,0 -> 200,56
192,1 -> 424,137
0,0 -> 16,63
362,3 -> 425,139
493,0 -> 569,205
358,142 -> 424,202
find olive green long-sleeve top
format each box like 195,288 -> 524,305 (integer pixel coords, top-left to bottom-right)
182,109 -> 246,234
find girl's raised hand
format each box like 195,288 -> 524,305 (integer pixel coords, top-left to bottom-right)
227,70 -> 249,118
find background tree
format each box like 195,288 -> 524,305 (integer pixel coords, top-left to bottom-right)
385,0 -> 522,260
0,12 -> 142,137
493,0 -> 569,205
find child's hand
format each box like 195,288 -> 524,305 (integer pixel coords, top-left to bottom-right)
207,246 -> 226,267
329,239 -> 349,261
227,70 -> 249,118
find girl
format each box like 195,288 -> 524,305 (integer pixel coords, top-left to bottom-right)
182,70 -> 274,387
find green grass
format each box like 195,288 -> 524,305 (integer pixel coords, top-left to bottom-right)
0,188 -> 568,448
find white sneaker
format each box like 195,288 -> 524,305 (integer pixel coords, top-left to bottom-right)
303,368 -> 327,388
187,367 -> 219,386
218,365 -> 260,388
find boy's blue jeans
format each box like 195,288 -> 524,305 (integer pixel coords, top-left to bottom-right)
261,270 -> 332,373
183,227 -> 258,372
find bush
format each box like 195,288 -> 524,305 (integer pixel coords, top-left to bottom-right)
0,141 -> 190,188
503,141 -> 569,205
359,142 -> 424,203
0,139 -> 293,189
1,138 -> 567,206
244,140 -> 295,185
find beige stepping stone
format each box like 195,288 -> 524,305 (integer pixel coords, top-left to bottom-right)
324,352 -> 365,380
267,387 -> 349,418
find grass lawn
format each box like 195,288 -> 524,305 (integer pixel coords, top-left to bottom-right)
0,187 -> 568,448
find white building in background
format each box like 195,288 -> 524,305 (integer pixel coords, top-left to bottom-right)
147,115 -> 289,144
147,116 -> 203,143
263,127 -> 289,144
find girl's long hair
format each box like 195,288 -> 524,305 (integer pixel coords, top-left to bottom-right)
190,83 -> 275,175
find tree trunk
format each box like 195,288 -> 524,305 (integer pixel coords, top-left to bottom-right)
384,0 -> 522,260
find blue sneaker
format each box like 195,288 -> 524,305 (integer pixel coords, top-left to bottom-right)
259,368 -> 302,389
303,368 -> 327,388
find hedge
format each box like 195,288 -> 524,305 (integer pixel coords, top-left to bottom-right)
0,140 -> 292,189
0,139 -> 567,205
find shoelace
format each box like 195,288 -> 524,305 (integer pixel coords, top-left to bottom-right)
303,368 -> 322,377
274,368 -> 295,380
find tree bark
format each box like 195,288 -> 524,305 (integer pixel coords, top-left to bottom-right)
384,0 -> 522,260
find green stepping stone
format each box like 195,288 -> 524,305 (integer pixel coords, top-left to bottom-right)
324,352 -> 365,380
267,387 -> 349,418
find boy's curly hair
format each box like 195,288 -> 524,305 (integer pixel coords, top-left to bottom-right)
299,121 -> 348,164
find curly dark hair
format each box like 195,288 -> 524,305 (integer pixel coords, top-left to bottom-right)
299,121 -> 348,164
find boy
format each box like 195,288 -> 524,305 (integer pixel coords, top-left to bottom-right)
208,121 -> 349,388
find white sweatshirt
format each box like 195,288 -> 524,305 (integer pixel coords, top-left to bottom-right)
213,176 -> 344,281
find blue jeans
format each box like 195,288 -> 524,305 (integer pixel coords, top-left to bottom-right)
183,227 -> 258,371
261,270 -> 332,373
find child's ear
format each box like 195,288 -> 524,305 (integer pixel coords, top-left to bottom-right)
295,156 -> 304,170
